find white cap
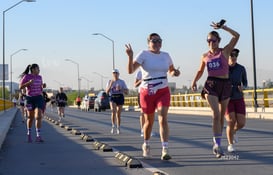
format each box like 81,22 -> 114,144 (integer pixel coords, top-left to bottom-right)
112,69 -> 119,73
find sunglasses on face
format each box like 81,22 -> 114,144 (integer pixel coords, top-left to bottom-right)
150,39 -> 162,44
207,39 -> 218,43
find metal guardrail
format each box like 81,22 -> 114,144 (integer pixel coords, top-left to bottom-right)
124,88 -> 273,108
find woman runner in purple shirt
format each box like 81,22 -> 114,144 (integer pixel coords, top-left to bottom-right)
19,64 -> 45,143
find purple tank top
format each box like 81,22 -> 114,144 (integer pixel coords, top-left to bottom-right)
203,50 -> 229,77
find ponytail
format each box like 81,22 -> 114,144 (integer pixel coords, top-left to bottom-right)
19,63 -> 39,78
19,64 -> 31,78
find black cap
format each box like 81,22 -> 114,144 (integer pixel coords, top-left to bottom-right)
230,48 -> 240,57
232,48 -> 240,54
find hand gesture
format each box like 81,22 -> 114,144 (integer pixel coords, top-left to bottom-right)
125,44 -> 133,58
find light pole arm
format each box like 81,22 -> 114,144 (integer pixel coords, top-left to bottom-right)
10,49 -> 27,98
65,59 -> 80,96
93,33 -> 113,42
4,1 -> 25,13
92,33 -> 115,69
2,0 -> 35,110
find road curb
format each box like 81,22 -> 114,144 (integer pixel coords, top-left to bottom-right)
114,152 -> 143,168
0,108 -> 18,150
45,114 -> 143,169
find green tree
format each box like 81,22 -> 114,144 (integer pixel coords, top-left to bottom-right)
0,87 -> 10,100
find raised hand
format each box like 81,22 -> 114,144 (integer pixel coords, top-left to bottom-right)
125,44 -> 133,58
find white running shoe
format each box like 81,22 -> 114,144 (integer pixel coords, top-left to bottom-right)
117,128 -> 120,134
161,147 -> 172,160
213,144 -> 224,158
110,127 -> 115,134
142,144 -> 151,158
227,144 -> 236,153
140,131 -> 144,137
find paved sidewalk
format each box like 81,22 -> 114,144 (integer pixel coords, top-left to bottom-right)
0,108 -> 18,150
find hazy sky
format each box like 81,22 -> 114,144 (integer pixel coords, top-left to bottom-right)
1,0 -> 273,91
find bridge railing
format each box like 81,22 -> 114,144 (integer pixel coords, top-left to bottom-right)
0,99 -> 14,111
124,88 -> 273,108
2,88 -> 272,111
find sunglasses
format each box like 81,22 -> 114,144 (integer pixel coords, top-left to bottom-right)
207,39 -> 218,43
150,39 -> 162,44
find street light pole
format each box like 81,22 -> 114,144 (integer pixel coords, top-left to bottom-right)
92,33 -> 115,69
250,0 -> 258,112
10,49 -> 27,99
2,0 -> 35,111
93,72 -> 108,90
65,59 -> 80,96
80,76 -> 92,91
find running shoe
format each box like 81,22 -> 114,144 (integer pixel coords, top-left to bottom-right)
227,144 -> 236,153
213,144 -> 224,158
35,136 -> 44,143
161,147 -> 172,160
110,127 -> 115,134
140,131 -> 144,137
27,134 -> 32,143
142,144 -> 151,158
117,128 -> 120,134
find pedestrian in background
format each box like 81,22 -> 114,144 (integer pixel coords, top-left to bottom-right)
18,89 -> 27,123
126,33 -> 180,160
76,95 -> 81,109
42,83 -> 50,116
106,69 -> 128,135
19,63 -> 45,143
191,20 -> 240,158
55,87 -> 68,121
225,48 -> 247,153
12,96 -> 17,107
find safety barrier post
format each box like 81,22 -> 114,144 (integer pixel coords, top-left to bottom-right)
187,96 -> 191,107
263,89 -> 269,107
194,95 -> 198,107
171,96 -> 176,107
182,96 -> 186,107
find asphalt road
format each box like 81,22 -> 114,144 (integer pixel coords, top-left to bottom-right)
1,107 -> 273,175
